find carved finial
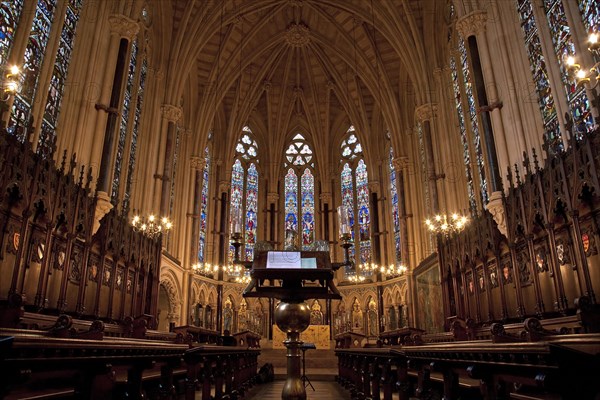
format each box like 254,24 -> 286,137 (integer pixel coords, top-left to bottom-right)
78,166 -> 85,186
506,165 -> 513,189
60,150 -> 67,173
70,153 -> 77,175
532,148 -> 539,171
522,151 -> 531,175
86,167 -> 93,189
514,163 -> 521,185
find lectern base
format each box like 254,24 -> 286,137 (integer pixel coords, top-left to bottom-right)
274,301 -> 311,400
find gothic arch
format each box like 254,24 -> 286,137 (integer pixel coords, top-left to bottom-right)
159,271 -> 182,323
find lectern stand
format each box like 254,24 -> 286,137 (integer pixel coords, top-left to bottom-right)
242,250 -> 344,400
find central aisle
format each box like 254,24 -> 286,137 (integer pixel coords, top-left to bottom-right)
244,379 -> 351,400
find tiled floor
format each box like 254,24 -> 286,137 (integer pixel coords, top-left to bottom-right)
245,378 -> 351,400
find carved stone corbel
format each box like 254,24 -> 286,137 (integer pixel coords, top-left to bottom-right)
93,191 -> 113,235
485,191 -> 507,238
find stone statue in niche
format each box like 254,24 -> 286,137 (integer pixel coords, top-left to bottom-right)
310,300 -> 323,325
351,299 -> 363,333
367,300 -> 378,336
223,299 -> 233,333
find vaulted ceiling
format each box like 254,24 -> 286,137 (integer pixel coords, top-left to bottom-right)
157,0 -> 447,167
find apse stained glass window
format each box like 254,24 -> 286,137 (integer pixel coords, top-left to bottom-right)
543,0 -> 593,135
283,134 -> 315,249
284,169 -> 298,233
515,0 -> 562,152
459,37 -> 488,205
198,147 -> 210,263
245,163 -> 258,260
450,56 -> 477,213
340,126 -> 372,273
112,40 -> 138,204
38,0 -> 84,157
9,0 -> 58,142
229,126 -> 259,262
0,0 -> 25,68
388,147 -> 401,262
301,169 -> 315,248
577,0 -> 600,33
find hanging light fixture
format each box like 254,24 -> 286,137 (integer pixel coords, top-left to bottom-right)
425,213 -> 469,236
131,213 -> 172,239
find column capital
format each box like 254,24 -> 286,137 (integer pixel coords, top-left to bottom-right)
161,104 -> 183,122
267,192 -> 279,203
190,156 -> 206,171
108,14 -> 140,40
219,180 -> 231,194
368,181 -> 380,194
319,192 -> 332,203
455,10 -> 487,39
414,103 -> 437,123
392,156 -> 410,171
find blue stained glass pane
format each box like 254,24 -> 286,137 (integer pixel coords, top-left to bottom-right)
245,163 -> 258,260
389,148 -> 401,262
39,0 -> 84,157
459,37 -> 488,204
301,169 -> 314,249
341,162 -> 355,267
0,0 -> 25,67
356,160 -> 370,264
9,0 -> 58,142
198,147 -> 210,263
543,0 -> 594,135
284,169 -> 298,233
229,159 -> 244,262
577,0 -> 600,34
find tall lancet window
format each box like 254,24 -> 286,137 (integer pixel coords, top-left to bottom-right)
340,126 -> 371,274
515,0 -> 561,151
230,126 -> 259,261
198,146 -> 210,263
0,0 -> 25,67
577,0 -> 599,31
283,133 -> 315,249
38,0 -> 84,156
388,147 -> 401,263
9,0 -> 59,142
543,0 -> 593,134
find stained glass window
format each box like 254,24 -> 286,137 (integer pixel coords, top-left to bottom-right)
340,126 -> 372,274
283,134 -> 315,249
9,0 -> 58,142
0,0 -> 25,68
459,37 -> 488,204
245,163 -> 258,260
123,57 -> 147,214
577,0 -> 600,33
198,147 -> 210,263
388,147 -> 401,262
356,159 -> 371,264
38,0 -> 84,156
301,169 -> 315,248
112,39 -> 138,204
450,56 -> 477,213
515,0 -> 562,153
284,169 -> 298,233
229,126 -> 259,262
543,0 -> 593,135
170,124 -> 181,216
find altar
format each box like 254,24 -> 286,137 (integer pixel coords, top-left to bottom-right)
272,324 -> 330,349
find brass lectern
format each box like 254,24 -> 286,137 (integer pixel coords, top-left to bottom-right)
242,250 -> 343,400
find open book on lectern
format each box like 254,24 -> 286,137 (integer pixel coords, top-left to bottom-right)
265,251 -> 317,269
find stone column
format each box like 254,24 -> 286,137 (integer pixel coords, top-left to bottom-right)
266,192 -> 279,247
456,10 -> 505,195
92,15 -> 139,234
158,104 -> 183,216
415,104 -> 440,214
